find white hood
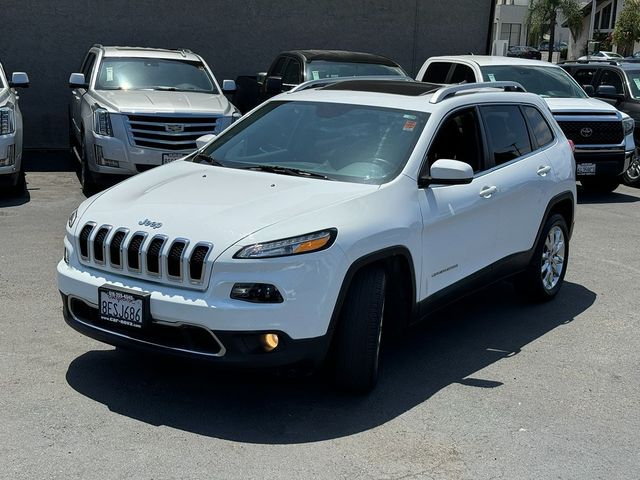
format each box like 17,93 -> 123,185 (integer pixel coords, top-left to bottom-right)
78,161 -> 377,256
545,97 -> 621,115
93,90 -> 232,115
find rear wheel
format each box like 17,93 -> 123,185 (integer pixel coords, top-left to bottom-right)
622,154 -> 640,186
580,177 -> 620,193
332,265 -> 387,393
516,214 -> 569,301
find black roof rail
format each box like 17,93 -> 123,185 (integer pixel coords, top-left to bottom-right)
429,81 -> 526,104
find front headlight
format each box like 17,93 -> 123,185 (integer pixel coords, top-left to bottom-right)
234,229 -> 337,259
93,108 -> 113,136
214,115 -> 235,134
623,117 -> 635,136
0,106 -> 15,135
68,209 -> 78,229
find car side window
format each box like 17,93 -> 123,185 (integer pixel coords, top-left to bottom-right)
81,53 -> 96,82
597,69 -> 624,94
573,68 -> 598,87
449,64 -> 475,84
421,62 -> 452,83
481,105 -> 532,166
270,57 -> 287,77
523,106 -> 554,148
426,107 -> 483,172
282,59 -> 302,86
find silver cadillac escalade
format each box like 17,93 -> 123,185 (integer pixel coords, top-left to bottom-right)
68,45 -> 239,194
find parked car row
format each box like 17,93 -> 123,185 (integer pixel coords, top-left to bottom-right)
51,42 -> 640,392
0,64 -> 29,194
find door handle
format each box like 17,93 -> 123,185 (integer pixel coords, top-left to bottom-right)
537,165 -> 552,176
479,186 -> 497,198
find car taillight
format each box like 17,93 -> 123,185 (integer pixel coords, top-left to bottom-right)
568,139 -> 575,153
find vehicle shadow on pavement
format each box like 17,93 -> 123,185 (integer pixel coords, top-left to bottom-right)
65,281 -> 596,444
0,188 -> 30,207
577,190 -> 639,204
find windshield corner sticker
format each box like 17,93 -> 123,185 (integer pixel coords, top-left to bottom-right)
634,78 -> 640,90
403,120 -> 417,132
487,73 -> 496,82
106,67 -> 114,82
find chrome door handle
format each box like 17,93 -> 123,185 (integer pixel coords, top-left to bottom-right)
479,186 -> 497,198
537,165 -> 552,176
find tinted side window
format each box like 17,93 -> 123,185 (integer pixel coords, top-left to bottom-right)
270,57 -> 287,77
449,64 -> 475,84
573,68 -> 598,87
421,62 -> 452,83
597,69 -> 624,94
81,53 -> 96,83
523,106 -> 554,148
282,60 -> 302,85
426,107 -> 483,172
481,105 -> 532,165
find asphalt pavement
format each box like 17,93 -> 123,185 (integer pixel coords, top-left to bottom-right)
1,163 -> 639,479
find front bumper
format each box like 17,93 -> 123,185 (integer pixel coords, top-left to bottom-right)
0,133 -> 20,179
62,293 -> 330,369
574,148 -> 633,178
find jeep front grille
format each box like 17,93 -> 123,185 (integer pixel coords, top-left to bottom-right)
556,120 -> 624,146
76,223 -> 213,289
125,114 -> 219,151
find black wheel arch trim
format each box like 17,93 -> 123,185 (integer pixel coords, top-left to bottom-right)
327,246 -> 417,337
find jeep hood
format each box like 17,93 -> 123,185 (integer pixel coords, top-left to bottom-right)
79,161 -> 377,256
93,89 -> 231,114
545,97 -> 620,115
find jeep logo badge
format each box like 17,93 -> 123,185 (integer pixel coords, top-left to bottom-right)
580,127 -> 593,138
166,124 -> 185,134
138,219 -> 163,229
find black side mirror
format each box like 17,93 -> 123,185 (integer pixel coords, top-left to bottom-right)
582,84 -> 595,96
596,84 -> 624,101
265,76 -> 283,94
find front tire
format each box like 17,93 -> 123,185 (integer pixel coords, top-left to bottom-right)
622,153 -> 640,187
332,265 -> 387,393
517,214 -> 569,302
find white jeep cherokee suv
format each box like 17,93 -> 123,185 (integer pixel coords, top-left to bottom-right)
68,45 -> 239,194
0,62 -> 29,193
417,56 -> 636,193
57,79 -> 576,391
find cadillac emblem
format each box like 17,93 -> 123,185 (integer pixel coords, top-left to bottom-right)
166,124 -> 185,134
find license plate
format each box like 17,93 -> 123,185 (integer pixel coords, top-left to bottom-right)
577,163 -> 596,175
98,286 -> 149,330
162,153 -> 183,164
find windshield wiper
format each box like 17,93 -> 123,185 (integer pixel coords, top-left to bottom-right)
244,165 -> 331,180
153,86 -> 179,91
192,152 -> 224,167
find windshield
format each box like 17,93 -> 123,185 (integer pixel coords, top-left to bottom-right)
95,57 -> 217,93
196,101 -> 428,184
306,60 -> 406,80
628,71 -> 640,99
480,65 -> 587,98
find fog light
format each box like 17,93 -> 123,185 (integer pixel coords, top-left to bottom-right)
0,144 -> 15,167
95,145 -> 119,167
261,333 -> 279,352
230,283 -> 283,303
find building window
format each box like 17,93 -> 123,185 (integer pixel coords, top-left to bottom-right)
500,23 -> 521,46
601,2 -> 613,30
594,11 -> 601,31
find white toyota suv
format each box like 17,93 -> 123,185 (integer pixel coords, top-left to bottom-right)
417,56 -> 636,193
68,45 -> 239,194
57,79 -> 576,392
0,62 -> 29,194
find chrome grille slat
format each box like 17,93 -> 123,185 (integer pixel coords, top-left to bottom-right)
125,114 -> 219,151
76,222 -> 210,289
